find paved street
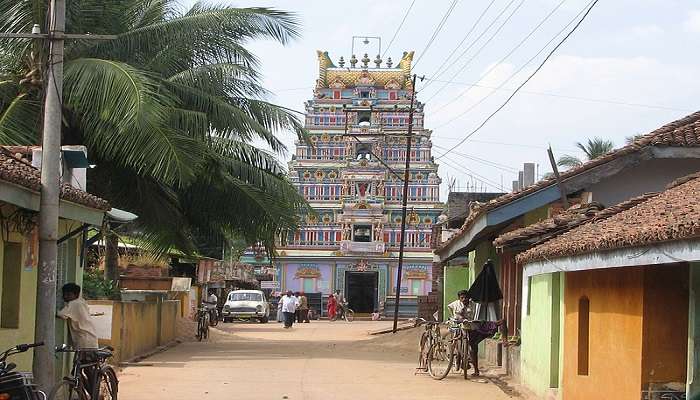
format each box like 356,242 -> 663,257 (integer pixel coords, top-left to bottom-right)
118,320 -> 516,400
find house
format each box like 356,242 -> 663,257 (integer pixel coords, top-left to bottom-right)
0,148 -> 109,373
517,172 -> 700,400
434,111 -> 700,396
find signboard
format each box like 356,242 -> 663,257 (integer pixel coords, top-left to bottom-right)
170,277 -> 192,292
261,281 -> 280,289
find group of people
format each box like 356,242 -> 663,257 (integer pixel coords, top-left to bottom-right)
277,291 -> 310,328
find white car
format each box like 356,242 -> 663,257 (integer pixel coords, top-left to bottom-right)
222,290 -> 269,323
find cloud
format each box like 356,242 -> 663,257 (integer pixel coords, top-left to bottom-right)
684,10 -> 700,33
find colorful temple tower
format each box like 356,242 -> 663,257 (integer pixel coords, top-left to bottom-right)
275,50 -> 443,316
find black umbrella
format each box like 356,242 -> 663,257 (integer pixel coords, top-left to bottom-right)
467,260 -> 503,304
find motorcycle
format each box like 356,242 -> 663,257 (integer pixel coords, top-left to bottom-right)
0,342 -> 46,400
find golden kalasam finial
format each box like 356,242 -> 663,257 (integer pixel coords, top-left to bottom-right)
361,53 -> 370,69
386,57 -> 393,68
338,56 -> 345,68
374,54 -> 382,68
350,54 -> 358,68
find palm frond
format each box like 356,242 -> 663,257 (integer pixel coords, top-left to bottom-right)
64,58 -> 203,184
576,137 -> 615,160
0,92 -> 41,144
556,154 -> 583,169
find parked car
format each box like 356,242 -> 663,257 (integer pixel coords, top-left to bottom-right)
222,290 -> 269,323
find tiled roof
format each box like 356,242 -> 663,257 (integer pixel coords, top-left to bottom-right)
0,150 -> 110,211
436,110 -> 700,254
517,172 -> 700,264
493,203 -> 604,248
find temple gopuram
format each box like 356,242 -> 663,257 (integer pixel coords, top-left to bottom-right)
275,50 -> 443,316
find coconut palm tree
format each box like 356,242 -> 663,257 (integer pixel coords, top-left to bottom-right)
0,1 -> 308,255
557,137 -> 615,169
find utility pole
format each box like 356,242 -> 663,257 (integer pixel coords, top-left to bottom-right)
33,0 -> 65,389
0,1 -> 116,390
547,145 -> 569,209
393,74 -> 418,333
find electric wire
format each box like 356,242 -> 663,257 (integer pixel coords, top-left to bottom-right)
412,0 -> 459,68
421,0 -> 526,104
427,0 -> 568,112
438,153 -> 506,191
435,0 -> 600,160
420,0 -> 498,91
432,143 -> 519,172
382,0 -> 417,58
432,0 -> 593,130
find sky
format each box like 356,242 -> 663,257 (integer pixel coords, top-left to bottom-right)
184,0 -> 700,199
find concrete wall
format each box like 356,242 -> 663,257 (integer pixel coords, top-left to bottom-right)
563,267 -> 644,400
443,265 -> 469,320
688,262 -> 700,397
89,300 -> 180,363
521,272 -> 562,398
0,217 -> 82,373
588,158 -> 700,207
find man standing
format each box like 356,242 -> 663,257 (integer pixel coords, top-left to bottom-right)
279,290 -> 298,329
334,290 -> 346,319
297,292 -> 310,323
57,283 -> 99,349
204,289 -> 219,323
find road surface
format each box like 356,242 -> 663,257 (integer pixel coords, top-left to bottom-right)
118,320 -> 516,400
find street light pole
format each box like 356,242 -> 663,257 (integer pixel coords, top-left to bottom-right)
392,74 -> 418,333
33,0 -> 65,390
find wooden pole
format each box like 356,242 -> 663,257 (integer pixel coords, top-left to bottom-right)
393,74 -> 418,333
547,145 -> 569,209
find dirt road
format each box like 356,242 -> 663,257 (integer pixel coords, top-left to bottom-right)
118,320 -> 516,400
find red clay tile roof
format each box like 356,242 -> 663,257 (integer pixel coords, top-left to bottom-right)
0,150 -> 110,211
493,203 -> 605,248
517,172 -> 700,264
436,110 -> 700,254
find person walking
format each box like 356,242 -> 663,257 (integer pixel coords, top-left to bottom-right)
297,292 -> 310,323
276,293 -> 284,323
334,290 -> 346,320
279,290 -> 298,329
327,293 -> 337,321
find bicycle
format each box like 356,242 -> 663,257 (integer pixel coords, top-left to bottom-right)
196,305 -> 210,341
414,318 -> 441,372
332,304 -> 354,322
48,344 -> 118,400
427,318 -> 474,380
208,307 -> 219,327
0,342 -> 46,400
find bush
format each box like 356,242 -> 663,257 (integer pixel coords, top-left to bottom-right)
82,269 -> 120,300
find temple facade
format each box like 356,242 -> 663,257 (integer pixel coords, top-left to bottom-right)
274,50 -> 443,316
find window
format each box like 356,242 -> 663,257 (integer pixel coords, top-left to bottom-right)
578,296 -> 590,376
1,242 -> 22,329
357,111 -> 371,125
360,90 -> 370,99
353,225 -> 372,242
356,144 -> 372,160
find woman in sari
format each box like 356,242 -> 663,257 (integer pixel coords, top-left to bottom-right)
327,294 -> 337,321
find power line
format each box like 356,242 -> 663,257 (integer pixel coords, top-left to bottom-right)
412,0 -> 459,68
382,0 -> 417,58
438,153 -> 506,191
432,143 -> 519,172
422,0 -> 526,104
427,0 -> 567,112
435,0 -> 600,160
437,137 -> 582,153
422,78 -> 693,113
420,0 -> 498,91
432,0 -> 594,130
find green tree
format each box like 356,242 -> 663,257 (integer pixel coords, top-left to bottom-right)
557,137 -> 615,169
0,1 -> 308,255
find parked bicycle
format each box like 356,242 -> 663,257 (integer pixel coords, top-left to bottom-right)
0,342 -> 45,400
332,303 -> 354,322
48,344 -> 118,400
414,318 -> 441,372
427,318 -> 474,380
196,305 -> 210,341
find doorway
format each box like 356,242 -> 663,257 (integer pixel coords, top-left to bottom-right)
345,271 -> 378,313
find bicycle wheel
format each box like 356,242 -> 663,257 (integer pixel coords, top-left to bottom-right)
428,338 -> 454,380
418,331 -> 430,369
196,317 -> 204,341
96,366 -> 118,400
344,308 -> 354,322
48,379 -> 88,400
